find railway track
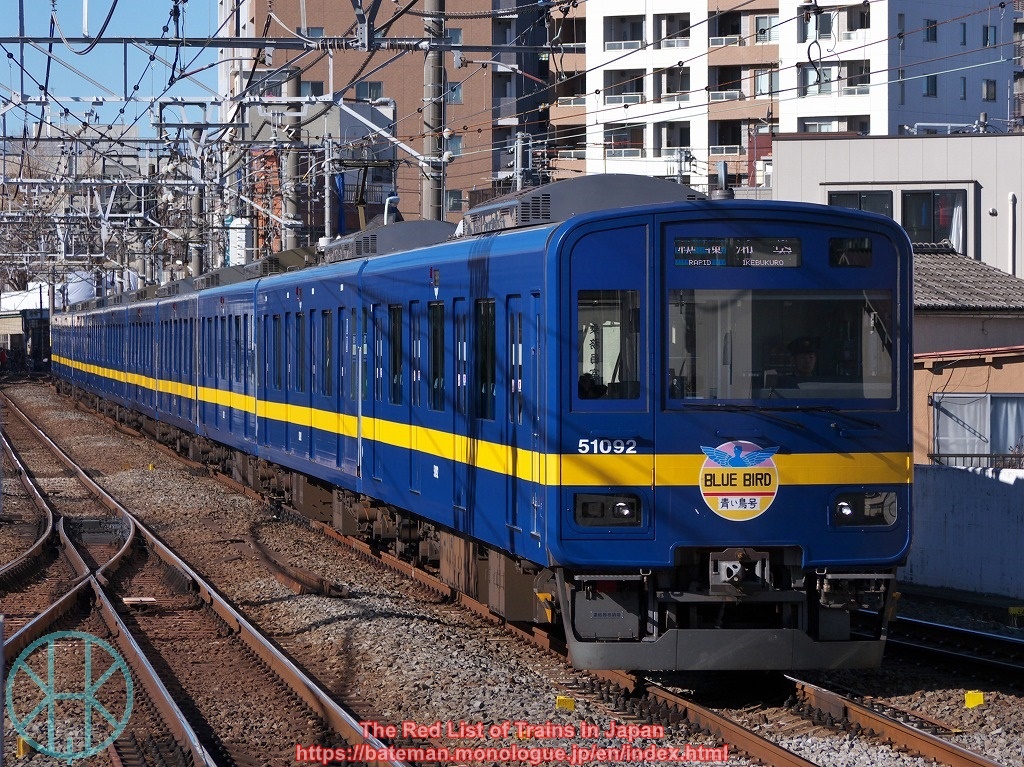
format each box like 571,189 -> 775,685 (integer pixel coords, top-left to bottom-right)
885,615 -> 1024,677
852,611 -> 1024,681
1,391 -> 407,767
0,426 -> 72,636
9,380 -> 1020,767
0,425 -> 47,568
275,511 -> 1020,767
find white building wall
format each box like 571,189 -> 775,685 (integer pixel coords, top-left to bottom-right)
578,0 -> 1017,189
584,0 -> 711,183
773,133 -> 1024,276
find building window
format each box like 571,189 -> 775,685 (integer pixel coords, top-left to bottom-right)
446,135 -> 463,156
755,15 -> 779,42
448,28 -> 463,46
298,26 -> 324,38
922,75 -> 937,97
300,81 -> 324,97
844,60 -> 870,90
983,79 -> 997,101
983,25 -> 997,47
799,65 -> 836,96
932,393 -> 1024,465
445,83 -> 463,104
799,12 -> 832,42
960,22 -> 967,45
355,81 -> 383,101
754,68 -> 779,96
960,77 -> 967,100
846,6 -> 870,32
801,119 -> 838,133
924,19 -> 937,41
445,190 -> 464,212
901,189 -> 966,251
828,190 -> 893,218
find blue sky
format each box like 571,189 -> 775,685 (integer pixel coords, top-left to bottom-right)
2,0 -> 221,135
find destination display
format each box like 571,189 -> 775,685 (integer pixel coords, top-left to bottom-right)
674,237 -> 802,267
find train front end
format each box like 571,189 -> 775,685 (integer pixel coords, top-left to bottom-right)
551,201 -> 912,670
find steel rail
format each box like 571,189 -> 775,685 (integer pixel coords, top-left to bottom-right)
0,431 -> 54,579
789,677 -> 1012,767
305,516 -> 822,767
1,392 -> 409,767
1,576 -> 215,767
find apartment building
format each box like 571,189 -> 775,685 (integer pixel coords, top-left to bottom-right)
549,0 -> 1019,191
217,1 -> 546,226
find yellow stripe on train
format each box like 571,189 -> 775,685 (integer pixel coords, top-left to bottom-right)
53,355 -> 912,487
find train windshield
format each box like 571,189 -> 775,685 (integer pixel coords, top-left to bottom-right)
666,289 -> 893,402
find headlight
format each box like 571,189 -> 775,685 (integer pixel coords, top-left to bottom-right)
575,493 -> 642,527
831,491 -> 897,527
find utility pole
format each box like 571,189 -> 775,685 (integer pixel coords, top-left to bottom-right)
283,74 -> 301,250
421,0 -> 445,220
512,132 -> 533,191
190,129 -> 205,278
324,136 -> 334,239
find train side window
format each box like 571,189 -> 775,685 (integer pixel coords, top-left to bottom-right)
273,314 -> 283,390
576,289 -> 641,400
374,306 -> 384,402
364,307 -> 374,401
233,315 -> 242,383
455,299 -> 468,415
428,302 -> 445,411
474,299 -> 496,420
389,304 -> 403,405
508,299 -> 523,425
200,318 -> 208,376
221,316 -> 229,380
410,302 -> 421,408
210,317 -> 216,378
242,314 -> 250,385
322,310 -> 333,397
348,308 -> 357,402
296,312 -> 306,393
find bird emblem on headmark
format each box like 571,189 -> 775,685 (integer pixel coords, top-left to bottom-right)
700,444 -> 780,468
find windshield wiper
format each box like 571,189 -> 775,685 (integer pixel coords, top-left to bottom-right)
679,402 -> 806,429
793,406 -> 881,434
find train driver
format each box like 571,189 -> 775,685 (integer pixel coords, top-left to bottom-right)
777,336 -> 819,387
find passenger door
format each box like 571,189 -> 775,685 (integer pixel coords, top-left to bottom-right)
562,223 -> 655,538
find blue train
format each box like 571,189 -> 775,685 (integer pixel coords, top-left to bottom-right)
51,175 -> 912,670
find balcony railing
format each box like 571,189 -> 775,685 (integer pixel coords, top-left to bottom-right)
661,38 -> 691,48
709,90 -> 742,101
660,92 -> 691,102
605,40 -> 643,51
605,93 -> 645,105
709,144 -> 744,155
556,149 -> 587,159
556,96 -> 587,106
605,147 -> 645,158
709,35 -> 742,47
929,453 -> 1024,469
841,85 -> 870,95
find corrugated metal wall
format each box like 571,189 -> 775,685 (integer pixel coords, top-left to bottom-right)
901,466 -> 1024,600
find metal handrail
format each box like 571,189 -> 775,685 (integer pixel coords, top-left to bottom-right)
928,453 -> 1024,469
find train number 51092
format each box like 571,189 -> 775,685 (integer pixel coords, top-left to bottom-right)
577,438 -> 638,454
